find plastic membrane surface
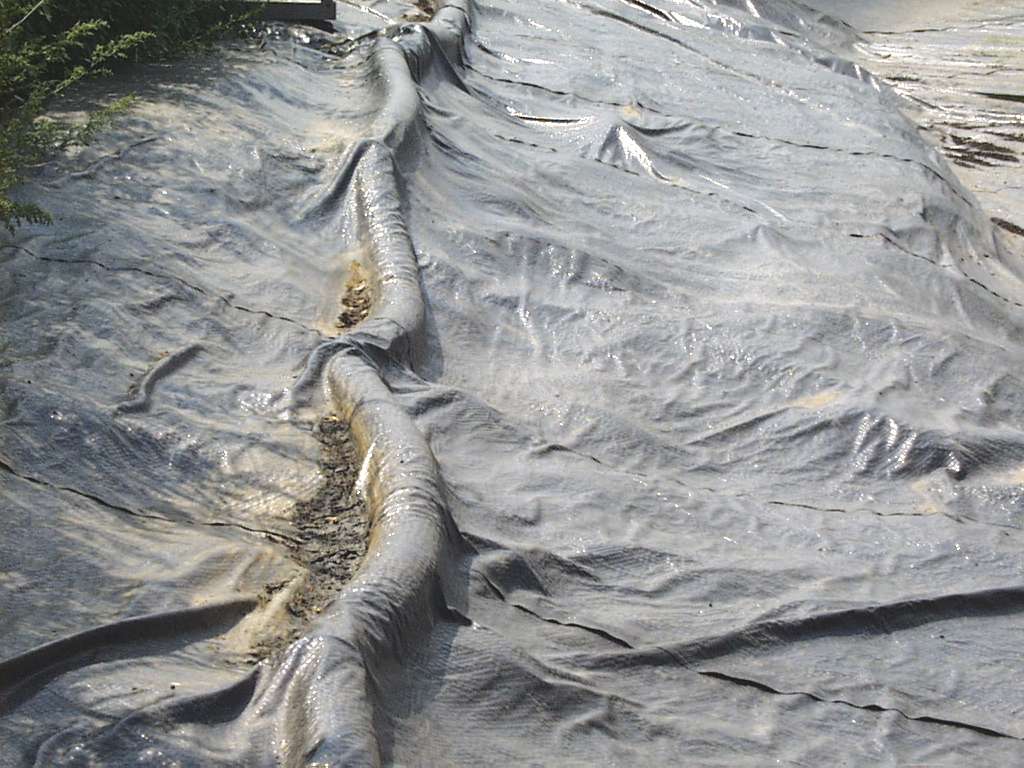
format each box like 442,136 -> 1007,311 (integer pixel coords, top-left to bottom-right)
2,0 -> 1024,765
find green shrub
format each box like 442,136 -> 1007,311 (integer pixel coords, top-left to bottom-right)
1,0 -> 261,233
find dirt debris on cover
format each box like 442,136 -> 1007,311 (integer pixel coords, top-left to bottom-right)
336,262 -> 372,329
403,0 -> 438,22
255,415 -> 368,658
254,261 -> 374,660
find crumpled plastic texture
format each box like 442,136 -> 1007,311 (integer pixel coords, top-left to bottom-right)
3,0 -> 1024,765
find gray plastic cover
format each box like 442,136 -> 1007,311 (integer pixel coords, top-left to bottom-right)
3,0 -> 1024,765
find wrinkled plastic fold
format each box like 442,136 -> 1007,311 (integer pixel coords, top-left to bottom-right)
3,0 -> 1024,764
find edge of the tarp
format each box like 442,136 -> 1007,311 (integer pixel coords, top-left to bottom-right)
262,0 -> 337,22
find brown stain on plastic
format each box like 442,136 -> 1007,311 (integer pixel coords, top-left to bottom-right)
337,262 -> 373,330
403,0 -> 439,22
248,256 -> 376,659
251,415 -> 368,659
788,389 -> 842,411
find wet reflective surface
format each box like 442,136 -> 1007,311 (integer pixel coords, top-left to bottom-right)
3,0 -> 1024,764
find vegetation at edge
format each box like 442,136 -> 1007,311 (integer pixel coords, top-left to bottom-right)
1,0 -> 260,233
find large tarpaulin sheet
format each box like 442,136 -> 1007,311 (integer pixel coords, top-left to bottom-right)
3,0 -> 1024,764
